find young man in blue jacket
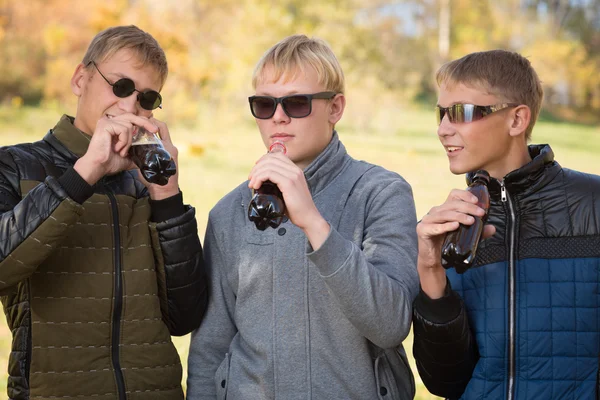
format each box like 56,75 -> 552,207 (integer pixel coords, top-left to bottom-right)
187,34 -> 419,399
413,49 -> 600,399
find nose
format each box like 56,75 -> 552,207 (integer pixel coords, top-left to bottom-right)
119,93 -> 139,115
272,102 -> 290,123
437,113 -> 455,138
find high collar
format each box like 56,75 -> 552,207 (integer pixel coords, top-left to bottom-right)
467,144 -> 560,199
303,131 -> 351,196
43,114 -> 92,161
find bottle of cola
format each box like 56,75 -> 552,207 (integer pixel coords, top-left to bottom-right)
129,127 -> 176,186
441,170 -> 491,274
248,142 -> 287,231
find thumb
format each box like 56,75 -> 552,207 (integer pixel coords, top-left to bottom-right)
482,224 -> 496,239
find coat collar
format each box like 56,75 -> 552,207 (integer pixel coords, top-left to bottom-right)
467,144 -> 561,200
43,114 -> 91,161
303,131 -> 351,196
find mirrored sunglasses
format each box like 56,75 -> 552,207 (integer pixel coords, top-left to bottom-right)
436,103 -> 518,125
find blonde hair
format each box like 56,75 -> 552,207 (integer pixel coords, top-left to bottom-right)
252,34 -> 345,93
437,50 -> 543,140
82,25 -> 168,88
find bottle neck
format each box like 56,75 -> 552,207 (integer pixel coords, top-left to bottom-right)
269,141 -> 286,154
472,177 -> 489,186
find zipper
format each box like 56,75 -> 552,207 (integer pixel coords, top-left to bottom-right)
107,190 -> 127,400
25,279 -> 32,386
501,180 -> 517,400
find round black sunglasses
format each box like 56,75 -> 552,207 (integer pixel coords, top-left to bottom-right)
89,61 -> 162,111
248,91 -> 338,119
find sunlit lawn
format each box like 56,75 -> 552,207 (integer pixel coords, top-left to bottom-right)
0,106 -> 598,399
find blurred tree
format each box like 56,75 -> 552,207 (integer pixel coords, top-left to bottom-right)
1,0 -> 600,124
521,0 -> 600,111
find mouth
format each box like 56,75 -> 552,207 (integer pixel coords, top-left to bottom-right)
445,145 -> 463,154
270,133 -> 294,141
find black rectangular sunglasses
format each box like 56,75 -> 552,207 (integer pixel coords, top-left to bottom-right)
249,91 -> 337,119
89,61 -> 163,111
436,103 -> 518,125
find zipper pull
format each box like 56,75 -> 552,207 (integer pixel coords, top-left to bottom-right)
501,181 -> 507,202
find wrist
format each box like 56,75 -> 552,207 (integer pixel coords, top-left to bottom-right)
302,213 -> 329,234
148,184 -> 179,200
417,261 -> 447,299
74,157 -> 104,185
302,214 -> 330,251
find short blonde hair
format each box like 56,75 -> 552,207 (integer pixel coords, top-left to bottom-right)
82,25 -> 168,88
252,34 -> 345,94
437,50 -> 543,140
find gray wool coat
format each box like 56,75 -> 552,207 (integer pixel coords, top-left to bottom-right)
187,133 -> 419,399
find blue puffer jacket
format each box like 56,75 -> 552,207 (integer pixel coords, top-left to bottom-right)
413,144 -> 600,400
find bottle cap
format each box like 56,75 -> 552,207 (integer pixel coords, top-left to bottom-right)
469,169 -> 490,185
269,141 -> 287,154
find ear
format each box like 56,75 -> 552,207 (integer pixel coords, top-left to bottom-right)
508,105 -> 531,138
328,93 -> 346,125
71,63 -> 88,97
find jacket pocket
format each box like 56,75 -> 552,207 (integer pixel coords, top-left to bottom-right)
214,352 -> 231,400
373,346 -> 416,400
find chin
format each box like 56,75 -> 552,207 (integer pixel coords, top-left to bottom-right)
448,162 -> 470,175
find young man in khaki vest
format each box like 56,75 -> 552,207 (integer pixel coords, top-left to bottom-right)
0,25 -> 207,399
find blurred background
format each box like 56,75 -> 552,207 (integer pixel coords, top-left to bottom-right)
1,0 -> 599,399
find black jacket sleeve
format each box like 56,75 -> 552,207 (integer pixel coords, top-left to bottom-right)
0,152 -> 84,291
151,205 -> 208,336
412,279 -> 479,399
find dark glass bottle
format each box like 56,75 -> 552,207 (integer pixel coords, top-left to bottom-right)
248,142 -> 287,231
128,127 -> 176,186
441,170 -> 491,274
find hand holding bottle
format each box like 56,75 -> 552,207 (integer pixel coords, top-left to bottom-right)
248,142 -> 287,230
441,170 -> 491,273
247,142 -> 329,247
74,114 -> 157,185
416,171 -> 496,297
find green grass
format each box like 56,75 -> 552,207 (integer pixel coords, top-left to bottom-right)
0,105 -> 598,399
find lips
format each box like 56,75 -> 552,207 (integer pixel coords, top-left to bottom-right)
443,145 -> 464,157
270,133 -> 294,142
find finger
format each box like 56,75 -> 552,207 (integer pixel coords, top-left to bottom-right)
446,188 -> 479,204
250,159 -> 298,182
251,153 -> 298,178
150,118 -> 170,142
249,160 -> 301,190
114,127 -> 132,155
428,200 -> 486,218
248,168 -> 290,191
108,120 -> 133,154
114,114 -> 158,134
422,209 -> 477,226
119,129 -> 133,158
417,220 -> 460,238
253,151 -> 295,168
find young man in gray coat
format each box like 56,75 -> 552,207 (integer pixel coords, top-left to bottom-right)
187,34 -> 419,400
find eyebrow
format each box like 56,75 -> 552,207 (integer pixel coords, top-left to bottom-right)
255,91 -> 304,97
